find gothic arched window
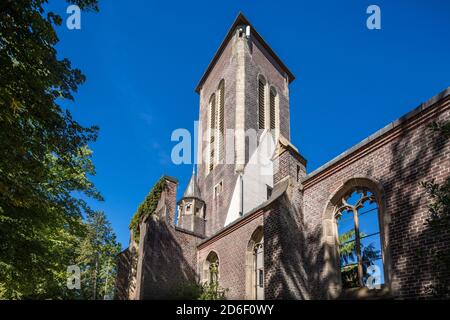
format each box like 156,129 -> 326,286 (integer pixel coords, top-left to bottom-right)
258,76 -> 266,130
245,226 -> 264,300
208,94 -> 216,173
335,188 -> 385,289
269,86 -> 277,131
254,242 -> 264,299
217,80 -> 225,161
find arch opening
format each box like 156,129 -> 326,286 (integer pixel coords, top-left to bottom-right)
245,226 -> 264,300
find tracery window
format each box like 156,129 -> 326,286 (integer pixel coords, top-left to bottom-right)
335,189 -> 385,289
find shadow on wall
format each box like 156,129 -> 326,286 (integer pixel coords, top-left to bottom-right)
264,193 -> 337,299
140,217 -> 197,300
114,248 -> 132,300
264,100 -> 450,300
385,114 -> 450,298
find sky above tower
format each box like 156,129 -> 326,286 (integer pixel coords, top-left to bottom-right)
48,0 -> 450,248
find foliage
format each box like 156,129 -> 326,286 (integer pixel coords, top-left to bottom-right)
429,121 -> 450,138
76,211 -> 121,300
340,265 -> 359,289
338,229 -> 356,266
198,281 -> 227,300
420,121 -> 450,298
0,0 -> 106,299
169,280 -> 227,300
170,282 -> 204,300
338,230 -> 381,288
129,178 -> 166,243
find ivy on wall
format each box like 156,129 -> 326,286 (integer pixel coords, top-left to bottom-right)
129,178 -> 166,243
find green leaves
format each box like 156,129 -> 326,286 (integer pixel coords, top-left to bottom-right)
129,178 -> 166,243
76,211 -> 121,300
0,0 -> 105,299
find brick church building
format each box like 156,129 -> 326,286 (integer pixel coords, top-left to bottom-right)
115,13 -> 450,300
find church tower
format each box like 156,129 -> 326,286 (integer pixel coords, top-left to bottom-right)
194,13 -> 295,236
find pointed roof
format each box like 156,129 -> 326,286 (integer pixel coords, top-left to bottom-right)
195,12 -> 295,93
182,172 -> 202,199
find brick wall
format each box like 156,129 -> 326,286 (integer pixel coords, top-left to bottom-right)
197,28 -> 239,236
301,92 -> 450,299
133,177 -> 204,299
114,248 -> 132,300
118,91 -> 449,300
197,211 -> 264,299
245,36 -> 290,142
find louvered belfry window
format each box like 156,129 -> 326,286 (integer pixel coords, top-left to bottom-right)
209,94 -> 216,173
218,80 -> 225,161
269,87 -> 276,130
258,77 -> 266,129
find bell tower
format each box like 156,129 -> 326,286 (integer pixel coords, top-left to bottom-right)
194,13 -> 295,236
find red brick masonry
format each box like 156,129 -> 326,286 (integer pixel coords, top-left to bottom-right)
115,87 -> 450,300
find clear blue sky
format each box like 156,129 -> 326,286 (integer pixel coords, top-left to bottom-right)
50,0 -> 450,248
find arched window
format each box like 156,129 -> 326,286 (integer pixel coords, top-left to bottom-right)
217,80 -> 225,161
254,242 -> 264,299
245,226 -> 264,300
335,188 -> 385,289
208,94 -> 216,173
258,76 -> 266,130
203,251 -> 219,285
269,87 -> 277,131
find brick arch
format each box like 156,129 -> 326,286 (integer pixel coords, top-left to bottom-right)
245,226 -> 264,300
321,176 -> 392,298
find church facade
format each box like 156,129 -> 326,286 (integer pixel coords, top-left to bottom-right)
114,14 -> 450,300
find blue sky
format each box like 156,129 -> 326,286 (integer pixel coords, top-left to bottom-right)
50,0 -> 450,248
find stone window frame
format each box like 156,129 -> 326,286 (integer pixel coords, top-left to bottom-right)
207,93 -> 216,175
268,85 -> 278,132
322,176 -> 392,299
257,74 -> 267,130
245,226 -> 264,300
206,79 -> 226,176
214,180 -> 223,199
256,72 -> 280,141
217,79 -> 225,163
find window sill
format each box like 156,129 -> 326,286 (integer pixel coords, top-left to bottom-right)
339,285 -> 392,300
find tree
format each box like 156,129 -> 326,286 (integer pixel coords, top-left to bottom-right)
338,230 -> 381,288
76,211 -> 121,300
0,0 -> 103,298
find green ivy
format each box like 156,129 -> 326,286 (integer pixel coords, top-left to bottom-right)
129,178 -> 166,243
